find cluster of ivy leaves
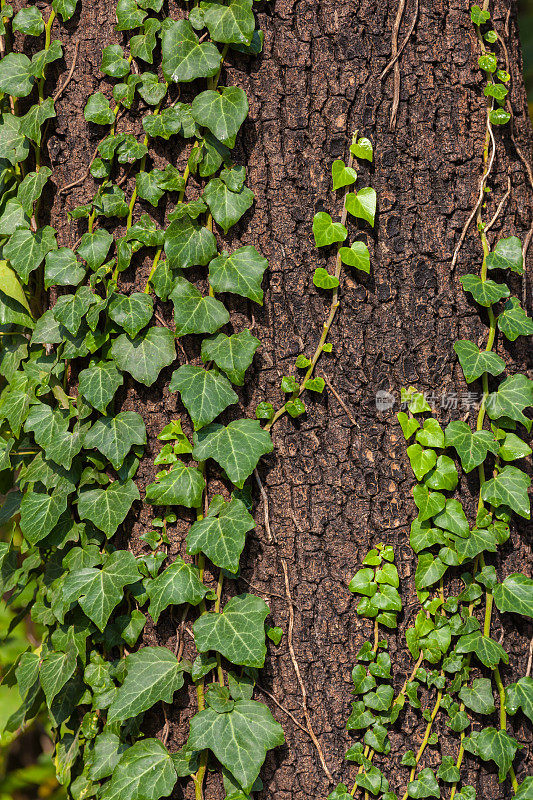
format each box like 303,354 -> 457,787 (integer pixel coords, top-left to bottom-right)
328,6 -> 533,800
0,1 -> 289,799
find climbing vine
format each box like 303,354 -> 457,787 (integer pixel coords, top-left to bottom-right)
330,5 -> 533,800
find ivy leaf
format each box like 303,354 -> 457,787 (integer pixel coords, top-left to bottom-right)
111,327 -> 176,386
203,0 -> 255,45
437,757 -> 460,784
486,236 -> 524,274
481,466 -> 531,519
313,267 -> 339,289
345,187 -> 376,226
455,527 -> 498,561
115,0 -> 147,31
347,700 -> 376,730
406,443 -> 437,480
145,460 -> 206,508
101,44 -> 130,78
194,593 -> 268,667
164,217 -> 217,269
87,733 -> 127,781
460,274 -> 510,307
19,99 -> 56,146
188,699 -> 284,793
171,276 -> 230,336
108,647 -> 187,723
498,431 -> 532,461
0,199 -> 30,235
445,421 -> 499,473
40,648 -> 77,708
203,179 -> 254,234
4,226 -> 57,283
415,553 -> 447,590
161,19 -> 221,82
506,676 -> 533,723
145,557 -> 208,622
84,412 -> 146,470
486,374 -> 533,430
208,246 -> 267,303
0,53 -> 34,97
53,286 -> 98,335
77,229 -> 114,271
0,113 -> 30,166
108,293 -> 154,338
515,778 -> 533,800
312,212 -> 347,246
191,87 -> 249,144
100,739 -> 177,800
19,488 -> 68,545
193,419 -> 273,488
407,767 -> 440,798
497,297 -> 533,341
456,632 -> 509,669
187,497 -> 254,573
350,136 -> 373,161
413,485 -> 446,522
169,365 -> 238,430
84,92 -> 115,125
463,728 -> 521,781
44,248 -> 86,290
62,550 -> 140,631
493,573 -> 533,618
454,340 -> 505,383
339,241 -> 371,273
471,4 -> 490,24
24,403 -> 84,468
78,360 -> 124,413
78,479 -> 140,537
13,6 -> 44,35
52,0 -> 78,21
201,330 -> 261,385
458,678 -> 496,715
331,159 -> 357,190
17,167 -> 52,216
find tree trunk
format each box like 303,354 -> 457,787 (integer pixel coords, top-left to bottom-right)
45,0 -> 533,798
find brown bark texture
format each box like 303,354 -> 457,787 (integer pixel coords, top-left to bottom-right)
37,0 -> 533,797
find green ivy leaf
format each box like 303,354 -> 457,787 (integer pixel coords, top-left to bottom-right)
498,431 -> 532,461
40,648 -> 77,708
187,497 -> 254,573
515,778 -> 533,800
161,19 -> 221,83
347,700 -> 376,730
0,199 -> 30,235
456,632 -> 509,669
171,276 -> 230,336
101,44 -> 130,77
187,699 -> 284,793
0,113 -> 30,165
145,557 -> 208,622
4,226 -> 57,283
78,361 -> 124,413
53,286 -> 98,335
424,454 -> 458,491
87,733 -> 127,781
497,297 -> 533,341
486,236 -> 524,274
77,229 -> 114,271
164,217 -> 217,269
201,330 -> 261,385
350,136 -> 373,161
406,443 -> 437,481
62,550 -> 140,631
115,0 -> 147,30
489,108 -> 511,126
458,678 -> 496,715
331,159 -> 357,190
436,757 -> 460,784
111,327 -> 176,386
481,466 -> 531,519
100,739 -> 177,800
203,178 -> 254,234
169,365 -> 237,430
506,676 -> 533,723
486,374 -> 533,430
52,0 -> 78,20
108,647 -> 187,722
313,268 -> 339,289
145,460 -> 206,508
108,292 -> 154,338
24,403 -> 84,468
471,4 -> 490,24
191,87 -> 249,144
363,684 -> 394,712
84,412 -> 146,470
415,553 -> 447,590
78,479 -> 140,538
193,593 -> 268,667
193,419 -> 273,488
13,6 -> 44,35
445,420 -> 499,473
19,488 -> 68,545
17,167 -> 52,216
345,187 -> 376,226
84,92 -> 115,125
0,53 -> 34,97
208,246 -> 267,303
459,274 -> 510,307
412,485 -> 445,522
407,767 -> 440,798
44,248 -> 86,290
203,0 -> 255,45
453,340 -> 505,383
130,17 -> 160,63
339,241 -> 371,273
463,728 -> 521,781
312,212 -> 347,247
493,573 -> 533,618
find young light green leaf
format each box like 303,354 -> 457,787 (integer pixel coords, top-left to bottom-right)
145,557 -> 208,622
345,187 -> 376,226
193,419 -> 273,487
191,87 -> 249,144
145,460 -> 206,508
208,246 -> 267,303
416,418 -> 444,448
413,485 -> 446,522
332,159 -> 357,190
100,739 -> 177,800
187,699 -> 284,794
111,327 -> 176,386
187,497 -> 254,573
350,136 -> 373,161
339,241 -> 371,273
200,330 -> 261,385
78,479 -> 140,537
171,276 -> 230,336
313,268 -> 339,289
415,553 -> 447,590
486,236 -> 524,274
312,212 -> 347,247
406,443 -> 437,480
493,573 -> 533,618
433,498 -> 469,537
481,465 -> 531,518
497,297 -> 533,341
169,365 -> 238,429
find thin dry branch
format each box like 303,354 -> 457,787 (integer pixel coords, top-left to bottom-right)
254,468 -> 276,544
485,176 -> 511,234
53,40 -> 79,103
255,684 -> 310,736
322,374 -> 359,428
380,0 -> 419,81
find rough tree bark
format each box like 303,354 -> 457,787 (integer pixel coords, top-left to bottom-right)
45,0 -> 532,798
